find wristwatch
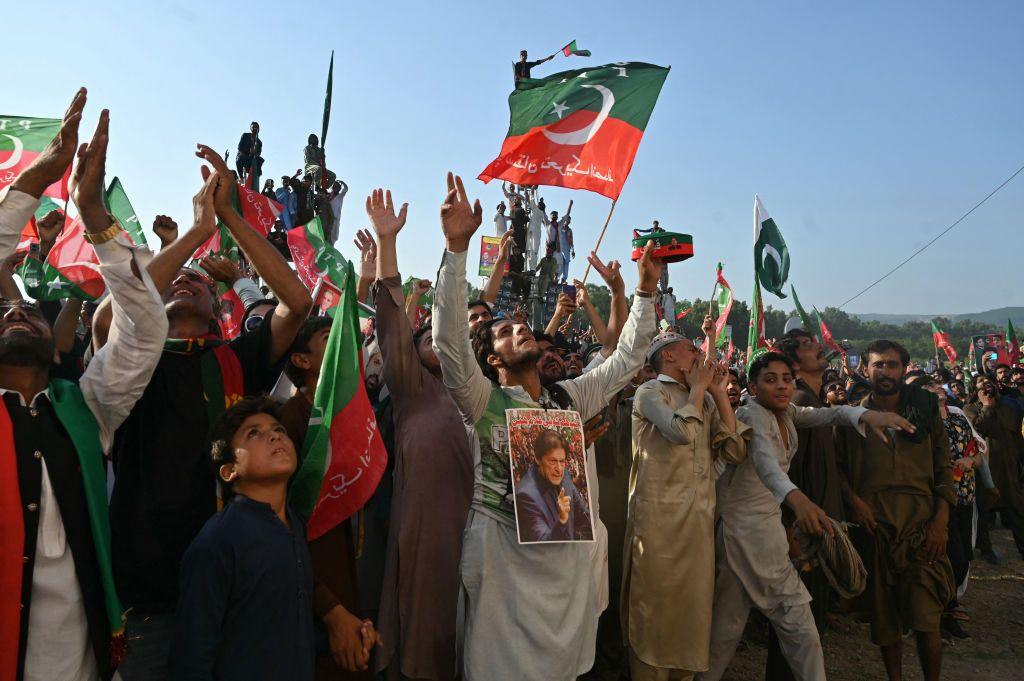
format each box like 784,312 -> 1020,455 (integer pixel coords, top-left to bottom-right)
83,218 -> 125,245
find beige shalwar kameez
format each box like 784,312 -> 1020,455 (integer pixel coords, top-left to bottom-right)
622,375 -> 750,680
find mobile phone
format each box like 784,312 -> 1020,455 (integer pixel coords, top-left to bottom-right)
848,354 -> 859,369
562,284 -> 576,298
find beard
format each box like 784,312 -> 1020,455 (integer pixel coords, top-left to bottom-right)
504,345 -> 543,376
871,377 -> 902,396
0,333 -> 54,368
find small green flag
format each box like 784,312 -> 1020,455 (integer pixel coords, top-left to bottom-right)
561,40 -> 592,57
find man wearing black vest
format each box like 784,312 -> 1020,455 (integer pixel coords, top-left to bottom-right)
0,89 -> 169,681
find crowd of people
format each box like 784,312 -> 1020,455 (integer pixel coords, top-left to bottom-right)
3,88 -> 1024,681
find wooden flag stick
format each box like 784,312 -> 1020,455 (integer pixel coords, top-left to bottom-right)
580,199 -> 618,285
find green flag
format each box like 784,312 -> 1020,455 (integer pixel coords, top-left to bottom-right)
753,195 -> 790,298
790,285 -> 815,337
321,51 -> 334,148
105,177 -> 147,246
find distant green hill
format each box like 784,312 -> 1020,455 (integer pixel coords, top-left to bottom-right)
853,307 -> 1024,329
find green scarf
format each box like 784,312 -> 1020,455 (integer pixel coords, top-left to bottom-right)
0,379 -> 125,681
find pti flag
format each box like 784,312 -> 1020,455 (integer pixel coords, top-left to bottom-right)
19,216 -> 103,301
479,62 -> 669,199
1007,319 -> 1021,365
712,262 -> 734,338
287,216 -> 348,292
0,116 -> 71,201
753,195 -> 790,299
561,40 -> 592,57
931,321 -> 958,364
815,308 -> 845,356
289,261 -> 388,540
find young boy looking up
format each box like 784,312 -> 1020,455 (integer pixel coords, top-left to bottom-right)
702,352 -> 912,681
169,397 -> 323,681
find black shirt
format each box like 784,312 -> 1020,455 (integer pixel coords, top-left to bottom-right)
109,318 -> 283,613
169,496 -> 315,681
237,132 -> 262,158
514,59 -> 544,82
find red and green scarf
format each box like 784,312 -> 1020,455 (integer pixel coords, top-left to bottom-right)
163,336 -> 245,426
0,380 -> 125,678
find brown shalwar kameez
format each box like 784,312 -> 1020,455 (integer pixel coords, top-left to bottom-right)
835,386 -> 956,646
372,276 -> 474,681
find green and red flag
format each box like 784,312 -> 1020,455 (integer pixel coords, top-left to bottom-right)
479,62 -> 670,199
561,40 -> 592,57
286,216 -> 347,292
19,216 -> 103,301
675,305 -> 692,321
790,285 -> 816,338
0,116 -> 71,201
289,261 -> 387,540
931,321 -> 957,364
814,308 -> 845,356
712,262 -> 733,338
746,279 -> 768,365
1007,319 -> 1021,365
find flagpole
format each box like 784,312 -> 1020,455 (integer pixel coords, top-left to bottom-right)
580,199 -> 617,285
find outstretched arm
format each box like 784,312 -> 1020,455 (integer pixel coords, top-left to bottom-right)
432,172 -> 491,421
197,145 -> 311,361
482,230 -> 512,304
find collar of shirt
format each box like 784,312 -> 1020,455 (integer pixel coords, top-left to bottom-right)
0,386 -> 51,409
502,384 -> 560,409
656,373 -> 680,385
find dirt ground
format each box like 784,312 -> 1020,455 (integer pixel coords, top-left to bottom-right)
721,527 -> 1024,681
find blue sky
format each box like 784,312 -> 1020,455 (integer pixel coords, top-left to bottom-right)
5,1 -> 1022,314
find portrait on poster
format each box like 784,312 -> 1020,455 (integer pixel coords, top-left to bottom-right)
506,408 -> 594,544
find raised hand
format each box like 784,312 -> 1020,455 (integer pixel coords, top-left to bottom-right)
69,109 -> 113,232
553,292 -> 577,320
13,88 -> 87,198
497,230 -> 513,261
200,255 -> 241,285
439,171 -> 482,252
557,488 -> 571,524
153,215 -> 180,247
635,242 -> 664,293
574,279 -> 591,308
353,229 -> 377,280
195,144 -> 237,217
365,188 -> 408,239
191,171 -> 219,239
36,210 -> 65,246
413,279 -> 432,296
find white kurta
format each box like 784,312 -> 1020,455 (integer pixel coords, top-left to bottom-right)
432,249 -> 656,681
0,188 -> 168,680
719,400 -> 865,610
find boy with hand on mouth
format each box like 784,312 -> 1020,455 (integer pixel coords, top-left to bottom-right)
701,352 -> 912,681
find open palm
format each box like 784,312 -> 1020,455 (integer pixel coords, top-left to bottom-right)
365,188 -> 408,238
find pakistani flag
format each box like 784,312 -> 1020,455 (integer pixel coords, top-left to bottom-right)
289,261 -> 388,540
753,195 -> 790,298
0,115 -> 71,201
479,62 -> 670,199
